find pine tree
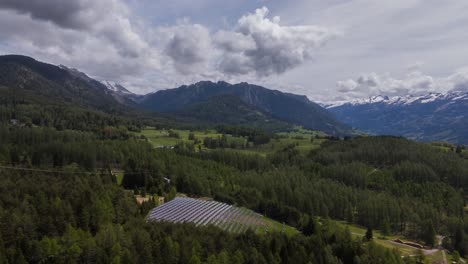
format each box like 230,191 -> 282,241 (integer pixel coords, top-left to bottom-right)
303,217 -> 316,236
365,227 -> 373,241
382,219 -> 391,236
423,220 -> 436,247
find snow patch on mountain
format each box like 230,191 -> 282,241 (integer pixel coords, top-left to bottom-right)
326,91 -> 468,109
102,81 -> 133,95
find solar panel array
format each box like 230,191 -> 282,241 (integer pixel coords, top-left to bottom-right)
147,197 -> 267,233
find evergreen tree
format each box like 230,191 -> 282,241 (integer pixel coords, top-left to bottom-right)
382,219 -> 391,236
365,227 -> 373,241
423,220 -> 436,247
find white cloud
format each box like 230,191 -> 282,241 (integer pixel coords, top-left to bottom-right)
213,31 -> 256,53
336,67 -> 468,101
216,7 -> 339,76
446,68 -> 468,92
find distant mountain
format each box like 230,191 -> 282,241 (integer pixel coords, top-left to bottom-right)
327,91 -> 468,144
139,81 -> 351,135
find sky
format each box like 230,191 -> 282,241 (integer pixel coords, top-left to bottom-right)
0,0 -> 468,103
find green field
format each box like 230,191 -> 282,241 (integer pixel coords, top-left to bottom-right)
137,128 -> 222,147
113,170 -> 124,185
277,126 -> 325,138
136,127 -> 326,156
224,137 -> 325,157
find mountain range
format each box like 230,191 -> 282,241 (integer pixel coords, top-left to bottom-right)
0,54 -> 350,135
4,54 -> 467,144
327,92 -> 468,144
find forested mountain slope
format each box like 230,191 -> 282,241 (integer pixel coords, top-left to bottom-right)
0,55 -> 184,132
139,81 -> 351,135
0,55 -> 126,113
176,94 -> 290,130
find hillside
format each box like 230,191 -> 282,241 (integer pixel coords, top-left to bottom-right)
0,55 -> 127,113
0,55 -> 193,132
139,81 -> 351,135
327,92 -> 468,144
176,94 -> 290,130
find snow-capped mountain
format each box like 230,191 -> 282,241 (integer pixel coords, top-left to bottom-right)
328,92 -> 468,108
327,91 -> 468,144
101,80 -> 144,104
102,81 -> 134,95
59,65 -> 140,104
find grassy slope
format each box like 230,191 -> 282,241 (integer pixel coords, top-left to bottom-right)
224,137 -> 325,157
137,128 -> 221,147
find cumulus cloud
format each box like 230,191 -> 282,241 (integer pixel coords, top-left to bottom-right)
160,7 -> 337,77
215,7 -> 338,76
213,31 -> 256,53
448,68 -> 468,92
337,71 -> 436,98
336,67 -> 468,101
164,23 -> 213,74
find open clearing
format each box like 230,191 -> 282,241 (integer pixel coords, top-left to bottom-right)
137,128 -> 222,148
135,127 -> 326,157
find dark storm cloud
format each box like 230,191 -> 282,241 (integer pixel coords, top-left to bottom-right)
0,0 -> 148,60
0,0 -> 95,30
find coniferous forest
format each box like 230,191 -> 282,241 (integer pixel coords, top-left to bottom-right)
1,121 -> 468,263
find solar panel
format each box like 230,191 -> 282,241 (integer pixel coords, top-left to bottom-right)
146,197 -> 266,234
